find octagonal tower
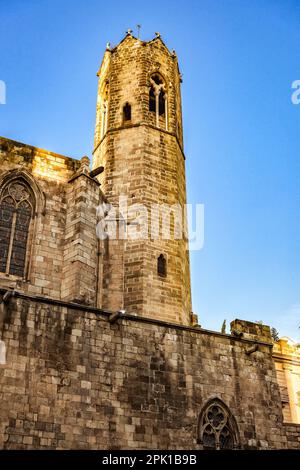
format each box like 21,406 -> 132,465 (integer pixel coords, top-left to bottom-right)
93,32 -> 193,325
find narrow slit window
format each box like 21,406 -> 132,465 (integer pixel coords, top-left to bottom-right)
157,254 -> 167,277
123,102 -> 132,122
149,87 -> 156,112
158,90 -> 165,116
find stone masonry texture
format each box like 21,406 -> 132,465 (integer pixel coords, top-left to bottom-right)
0,293 -> 292,449
93,34 -> 192,325
0,33 -> 299,450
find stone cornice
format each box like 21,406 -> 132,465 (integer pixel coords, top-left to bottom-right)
0,289 -> 273,348
93,123 -> 186,160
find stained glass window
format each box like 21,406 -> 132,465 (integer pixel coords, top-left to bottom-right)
0,181 -> 34,277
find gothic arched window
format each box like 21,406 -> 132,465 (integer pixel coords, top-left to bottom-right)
149,74 -> 168,129
157,254 -> 167,277
198,398 -> 240,450
0,180 -> 35,278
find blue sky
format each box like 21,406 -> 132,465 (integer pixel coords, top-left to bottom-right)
1,0 -> 299,340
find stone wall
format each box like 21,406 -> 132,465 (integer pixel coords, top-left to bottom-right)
0,137 -> 103,307
0,292 -> 296,449
284,424 -> 300,449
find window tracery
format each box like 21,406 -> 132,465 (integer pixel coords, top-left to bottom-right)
0,180 -> 34,277
198,399 -> 239,450
149,74 -> 168,130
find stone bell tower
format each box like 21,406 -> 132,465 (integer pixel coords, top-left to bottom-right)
93,31 -> 193,325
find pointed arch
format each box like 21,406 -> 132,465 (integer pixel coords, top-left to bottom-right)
0,169 -> 45,215
197,398 -> 240,450
148,72 -> 168,130
148,70 -> 166,87
0,170 -> 44,279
